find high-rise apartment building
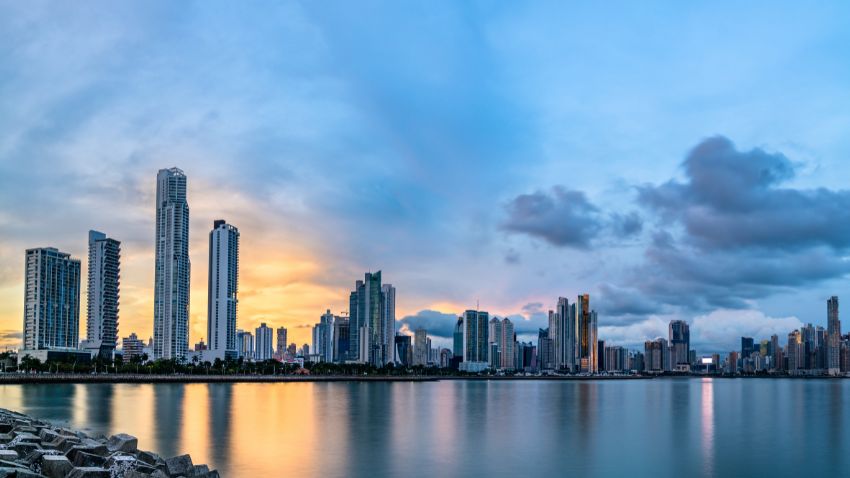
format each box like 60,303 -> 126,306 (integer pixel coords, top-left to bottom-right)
237,329 -> 254,360
121,333 -> 145,362
207,220 -> 239,361
85,231 -> 120,357
556,297 -> 573,371
255,323 -> 273,361
22,248 -> 81,351
153,167 -> 190,360
488,317 -> 503,368
333,318 -> 349,362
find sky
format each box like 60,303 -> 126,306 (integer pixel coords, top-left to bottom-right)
2,1 -> 850,354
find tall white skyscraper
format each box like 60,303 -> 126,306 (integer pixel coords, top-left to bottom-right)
153,167 -> 191,360
85,231 -> 120,357
206,220 -> 239,361
255,323 -> 273,361
501,317 -> 515,370
23,248 -> 81,350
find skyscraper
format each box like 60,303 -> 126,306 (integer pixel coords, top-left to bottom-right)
740,337 -> 754,372
463,309 -> 489,364
22,247 -> 81,351
395,334 -> 412,366
575,294 -> 597,373
413,328 -> 428,366
501,317 -> 515,370
153,167 -> 190,360
381,284 -> 396,364
556,297 -> 573,371
312,310 -> 334,363
255,323 -> 273,361
86,231 -> 120,358
348,271 -> 389,365
276,326 -> 288,358
827,296 -> 841,373
453,317 -> 464,358
207,220 -> 239,362
237,329 -> 253,360
333,318 -> 349,362
668,320 -> 690,368
488,317 -> 503,368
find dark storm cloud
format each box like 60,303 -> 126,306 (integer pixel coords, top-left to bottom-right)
624,136 -> 850,311
501,187 -> 603,248
609,211 -> 643,237
639,136 -> 850,251
398,310 -> 459,338
595,283 -> 659,321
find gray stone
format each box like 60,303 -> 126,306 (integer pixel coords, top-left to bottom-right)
37,429 -> 59,443
187,464 -> 210,476
164,454 -> 193,476
71,451 -> 106,468
136,451 -> 162,467
12,443 -> 40,456
67,467 -> 110,478
40,455 -> 73,478
65,445 -> 107,462
0,451 -> 16,462
0,434 -> 13,445
106,433 -> 138,453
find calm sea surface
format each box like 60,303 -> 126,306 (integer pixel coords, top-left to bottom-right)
0,378 -> 847,477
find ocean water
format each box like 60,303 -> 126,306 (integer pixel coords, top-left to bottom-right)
0,378 -> 847,477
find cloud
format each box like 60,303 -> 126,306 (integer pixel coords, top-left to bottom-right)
501,187 -> 603,248
397,310 -> 459,338
621,136 -> 850,311
690,309 -> 803,353
595,283 -> 659,321
639,136 -> 850,251
609,211 -> 643,237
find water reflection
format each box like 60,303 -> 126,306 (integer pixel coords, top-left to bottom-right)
700,378 -> 714,477
0,380 -> 849,477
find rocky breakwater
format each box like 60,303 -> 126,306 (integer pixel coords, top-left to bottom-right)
0,409 -> 219,478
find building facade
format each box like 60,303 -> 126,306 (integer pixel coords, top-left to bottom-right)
22,247 -> 81,351
207,220 -> 239,361
85,231 -> 120,357
255,323 -> 273,361
153,167 -> 190,360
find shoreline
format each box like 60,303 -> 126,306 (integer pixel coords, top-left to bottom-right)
0,373 -> 842,385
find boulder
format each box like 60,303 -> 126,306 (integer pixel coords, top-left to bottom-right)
38,429 -> 59,443
67,467 -> 110,478
106,433 -> 138,453
40,455 -> 73,478
0,451 -> 16,462
136,451 -> 162,467
71,451 -> 106,468
12,443 -> 40,457
164,454 -> 193,476
65,445 -> 108,462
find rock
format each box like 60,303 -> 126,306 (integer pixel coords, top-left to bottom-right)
106,433 -> 138,453
135,451 -> 161,467
0,451 -> 16,462
65,445 -> 107,462
71,451 -> 106,468
186,464 -> 210,476
40,455 -> 73,478
67,467 -> 110,478
0,423 -> 13,434
12,443 -> 40,457
164,454 -> 193,476
0,434 -> 13,445
37,430 -> 59,443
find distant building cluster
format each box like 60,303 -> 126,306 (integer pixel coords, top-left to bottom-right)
12,167 -> 850,377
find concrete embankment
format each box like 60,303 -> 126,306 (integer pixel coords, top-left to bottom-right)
0,374 -> 441,384
0,408 -> 217,477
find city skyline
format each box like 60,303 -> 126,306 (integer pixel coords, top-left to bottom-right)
4,2 -> 850,353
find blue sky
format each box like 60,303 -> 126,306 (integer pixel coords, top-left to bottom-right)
2,1 -> 850,353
